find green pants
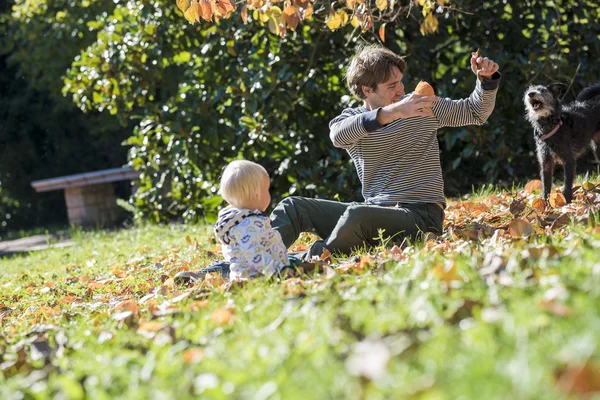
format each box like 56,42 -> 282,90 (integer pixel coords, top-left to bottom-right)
270,197 -> 444,258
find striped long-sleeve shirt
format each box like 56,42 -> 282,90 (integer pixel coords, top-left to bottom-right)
329,74 -> 501,206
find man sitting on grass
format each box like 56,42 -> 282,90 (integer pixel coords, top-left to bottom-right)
270,44 -> 501,260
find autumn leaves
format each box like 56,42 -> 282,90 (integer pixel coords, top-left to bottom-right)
176,0 -> 450,39
177,0 -> 236,23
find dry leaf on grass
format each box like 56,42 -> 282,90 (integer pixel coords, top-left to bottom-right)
524,180 -> 543,194
183,348 -> 204,365
531,198 -> 546,211
211,308 -> 235,326
431,262 -> 461,282
112,300 -> 139,314
508,218 -> 534,238
538,299 -> 572,317
549,192 -> 567,208
555,362 -> 600,396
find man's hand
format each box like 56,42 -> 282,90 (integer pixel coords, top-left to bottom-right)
376,94 -> 439,125
471,52 -> 500,80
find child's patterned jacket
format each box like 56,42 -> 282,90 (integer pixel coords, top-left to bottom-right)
214,206 -> 288,280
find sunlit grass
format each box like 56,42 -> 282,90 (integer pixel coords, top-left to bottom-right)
1,186 -> 600,399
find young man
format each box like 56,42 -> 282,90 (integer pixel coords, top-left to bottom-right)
270,45 -> 501,259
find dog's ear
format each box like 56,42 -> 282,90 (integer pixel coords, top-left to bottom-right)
548,83 -> 567,97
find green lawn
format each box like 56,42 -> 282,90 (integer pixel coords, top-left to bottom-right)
1,183 -> 600,399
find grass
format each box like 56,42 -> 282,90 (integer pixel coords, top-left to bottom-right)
1,184 -> 600,399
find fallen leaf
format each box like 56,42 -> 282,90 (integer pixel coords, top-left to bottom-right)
538,299 -> 572,317
531,198 -> 546,211
525,179 -> 543,194
509,198 -> 526,217
137,321 -> 165,333
555,362 -> 600,395
183,348 -> 204,365
431,262 -> 461,282
549,192 -> 567,208
550,213 -> 571,230
508,218 -> 534,238
187,300 -> 209,311
87,282 -> 105,291
211,308 -> 235,326
582,181 -> 597,191
523,245 -> 559,260
113,300 -> 139,314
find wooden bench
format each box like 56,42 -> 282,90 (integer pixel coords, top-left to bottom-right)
31,167 -> 140,227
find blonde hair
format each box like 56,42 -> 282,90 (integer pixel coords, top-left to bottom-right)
219,160 -> 268,208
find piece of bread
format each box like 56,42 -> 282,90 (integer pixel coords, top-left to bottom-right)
414,81 -> 435,96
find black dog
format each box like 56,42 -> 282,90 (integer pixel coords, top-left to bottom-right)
524,83 -> 600,203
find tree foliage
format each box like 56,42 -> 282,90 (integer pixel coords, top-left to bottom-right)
0,0 -> 133,233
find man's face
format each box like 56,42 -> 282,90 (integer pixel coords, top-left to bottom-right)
363,66 -> 405,109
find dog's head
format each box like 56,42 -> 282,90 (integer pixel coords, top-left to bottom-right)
524,83 -> 565,120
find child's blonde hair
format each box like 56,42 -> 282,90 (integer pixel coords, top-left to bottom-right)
219,160 -> 268,208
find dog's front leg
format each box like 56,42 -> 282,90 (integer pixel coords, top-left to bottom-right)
562,154 -> 576,203
538,148 -> 554,201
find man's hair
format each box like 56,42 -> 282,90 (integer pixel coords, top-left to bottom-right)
346,45 -> 406,100
219,160 -> 268,209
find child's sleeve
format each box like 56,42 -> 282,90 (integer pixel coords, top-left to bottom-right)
228,216 -> 288,278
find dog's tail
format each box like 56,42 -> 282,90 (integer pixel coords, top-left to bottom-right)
577,84 -> 600,102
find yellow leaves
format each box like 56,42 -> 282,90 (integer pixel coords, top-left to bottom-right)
267,6 -> 283,36
253,5 -> 303,37
326,9 -> 349,31
180,0 -> 235,24
508,218 -> 534,238
582,181 -> 597,191
176,0 -> 192,14
375,0 -> 388,11
431,261 -> 461,283
183,2 -> 200,23
420,11 -> 439,35
176,0 -> 447,36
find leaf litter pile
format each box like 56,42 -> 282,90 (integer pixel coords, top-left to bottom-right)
1,180 -> 600,398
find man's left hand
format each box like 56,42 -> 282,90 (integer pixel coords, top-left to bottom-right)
471,52 -> 499,80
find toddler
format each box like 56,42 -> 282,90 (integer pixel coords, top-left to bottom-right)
213,160 -> 288,280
